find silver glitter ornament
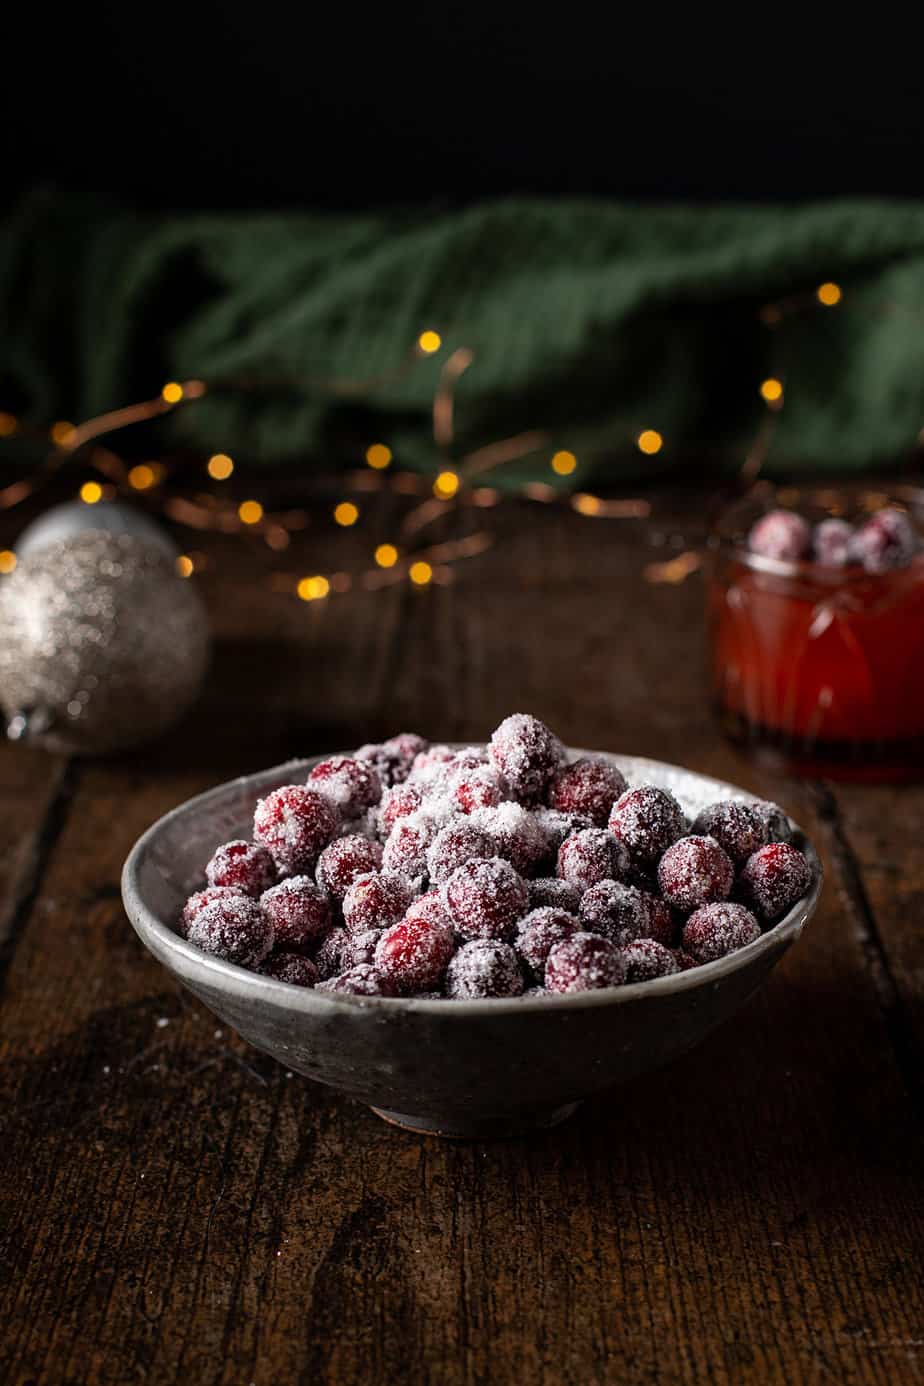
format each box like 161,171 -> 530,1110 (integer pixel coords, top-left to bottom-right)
16,500 -> 178,561
0,529 -> 209,754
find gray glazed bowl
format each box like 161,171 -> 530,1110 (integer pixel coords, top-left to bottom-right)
122,751 -> 822,1139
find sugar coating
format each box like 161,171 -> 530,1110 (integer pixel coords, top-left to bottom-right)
472,801 -> 548,875
528,877 -> 582,913
445,940 -> 525,998
261,952 -> 319,986
533,808 -> 594,854
748,509 -> 812,563
579,879 -> 654,947
442,856 -> 529,941
405,889 -> 454,932
545,932 -> 625,994
342,870 -> 413,934
751,799 -> 791,844
374,916 -> 455,993
356,733 -> 428,788
427,819 -> 494,885
317,964 -> 397,996
408,744 -> 458,787
313,927 -> 350,980
658,836 -> 734,911
608,786 -> 685,868
381,809 -> 441,882
315,834 -> 383,901
643,893 -> 677,947
379,782 -> 425,836
682,902 -> 761,962
488,714 -> 563,803
515,908 -> 579,976
181,885 -> 241,937
187,896 -> 274,969
253,785 -> 338,874
848,507 -> 918,573
548,757 -> 628,827
260,876 -> 332,952
307,755 -> 382,818
557,827 -> 630,892
738,843 -> 812,922
206,840 -> 276,897
620,938 -> 680,982
690,800 -> 769,865
344,929 -> 384,967
450,765 -> 509,814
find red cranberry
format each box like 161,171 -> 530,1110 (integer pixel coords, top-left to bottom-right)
738,843 -> 812,922
186,896 -> 273,969
342,870 -> 413,933
181,885 -> 241,938
307,755 -> 382,817
424,819 -> 493,884
313,927 -> 350,980
534,807 -> 594,853
813,518 -> 852,567
528,877 -> 582,913
318,965 -> 397,996
315,834 -> 383,901
382,811 -> 441,882
260,952 -> 319,986
515,908 -> 579,976
344,929 -> 384,967
379,782 -> 425,835
579,879 -> 653,947
374,915 -> 455,993
751,799 -> 791,844
748,509 -> 811,562
545,933 -> 625,994
253,785 -> 338,874
450,765 -> 508,814
488,713 -> 563,803
441,857 -> 529,941
557,828 -> 630,892
673,949 -> 700,971
409,744 -> 458,786
608,786 -> 685,870
446,940 -> 525,999
206,840 -> 276,897
682,902 -> 761,962
472,802 -> 547,876
548,757 -> 628,827
690,800 -> 769,865
260,876 -> 332,952
848,507 -> 917,573
404,889 -> 454,932
356,733 -> 428,787
620,938 -> 680,983
657,835 -> 734,911
643,893 -> 677,947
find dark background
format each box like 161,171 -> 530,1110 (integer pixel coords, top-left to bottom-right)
4,8 -> 924,211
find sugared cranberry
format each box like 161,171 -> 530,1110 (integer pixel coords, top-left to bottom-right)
548,757 -> 628,827
356,733 -> 428,788
404,889 -> 454,932
425,819 -> 493,885
253,785 -> 338,874
528,877 -> 582,913
738,842 -> 812,922
315,834 -> 383,901
673,949 -> 700,971
515,908 -> 579,976
446,940 -> 525,999
682,902 -> 762,962
379,782 -> 425,836
450,765 -> 508,814
657,835 -> 734,911
318,964 -> 397,996
620,938 -> 680,983
382,810 -> 440,882
260,952 -> 319,986
442,857 -> 529,941
813,518 -> 853,567
848,507 -> 917,573
181,885 -> 241,937
472,802 -> 547,876
751,799 -> 791,843
579,879 -> 653,947
343,929 -> 383,967
545,933 -> 625,994
557,827 -> 630,892
488,713 -> 563,803
643,893 -> 677,947
385,732 -> 429,769
342,870 -> 413,933
408,744 -> 458,785
374,915 -> 455,993
307,755 -> 382,818
690,800 -> 769,865
260,876 -> 332,952
206,840 -> 276,897
608,786 -> 685,870
313,927 -> 350,980
520,986 -> 548,999
748,509 -> 812,563
186,896 -> 273,969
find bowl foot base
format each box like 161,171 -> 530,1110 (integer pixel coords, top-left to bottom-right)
369,1101 -> 581,1140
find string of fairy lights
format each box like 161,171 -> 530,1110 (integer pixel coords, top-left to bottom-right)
0,277 -> 892,593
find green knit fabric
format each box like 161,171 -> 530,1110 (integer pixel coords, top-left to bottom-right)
3,191 -> 924,484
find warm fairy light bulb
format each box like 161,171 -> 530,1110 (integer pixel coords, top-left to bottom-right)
433,470 -> 460,499
161,382 -> 184,404
409,561 -> 433,585
80,481 -> 103,505
128,464 -> 156,490
0,412 -> 18,437
334,501 -> 360,526
207,453 -> 234,480
550,450 -> 577,476
418,330 -> 442,355
365,443 -> 392,470
817,281 -> 842,307
375,543 -> 399,568
51,420 -> 76,447
572,493 -> 601,516
0,550 -> 17,574
298,575 -> 330,601
176,555 -> 194,578
636,430 -> 663,456
238,500 -> 264,524
760,378 -> 784,404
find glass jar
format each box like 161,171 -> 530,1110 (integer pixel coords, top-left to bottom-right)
709,484 -> 924,782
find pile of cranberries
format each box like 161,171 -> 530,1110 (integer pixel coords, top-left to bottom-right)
180,715 -> 813,1000
748,505 -> 918,573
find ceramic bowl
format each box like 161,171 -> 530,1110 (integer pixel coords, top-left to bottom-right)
121,751 -> 822,1139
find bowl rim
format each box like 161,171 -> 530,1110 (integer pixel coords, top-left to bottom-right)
122,748 -> 823,1016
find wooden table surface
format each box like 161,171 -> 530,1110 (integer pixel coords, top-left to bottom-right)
0,491 -> 922,1385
